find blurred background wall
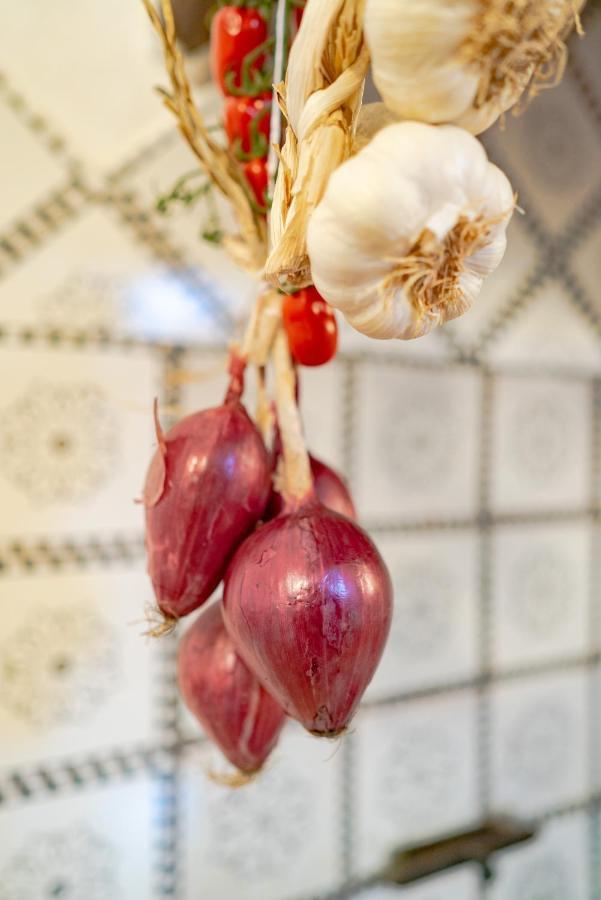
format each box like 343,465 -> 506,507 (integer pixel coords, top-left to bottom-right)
1,2 -> 601,899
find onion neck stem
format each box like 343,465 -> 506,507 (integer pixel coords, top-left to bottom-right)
272,327 -> 313,503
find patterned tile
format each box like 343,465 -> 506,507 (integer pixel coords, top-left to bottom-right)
486,813 -> 590,900
0,564 -> 154,768
490,670 -> 589,817
180,723 -> 341,900
366,529 -> 480,699
490,521 -> 592,671
489,374 -> 592,514
356,694 -> 480,875
0,101 -> 68,234
0,1 -> 169,170
358,866 -> 481,899
572,218 -> 601,322
354,364 -> 481,522
0,776 -> 154,900
0,345 -> 158,539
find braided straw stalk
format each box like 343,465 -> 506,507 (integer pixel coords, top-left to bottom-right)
266,0 -> 369,289
143,0 -> 267,272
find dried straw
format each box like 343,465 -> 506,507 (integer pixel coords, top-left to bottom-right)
265,0 -> 369,289
142,0 -> 267,272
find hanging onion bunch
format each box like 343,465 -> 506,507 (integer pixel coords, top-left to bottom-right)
307,121 -> 515,339
364,0 -> 585,135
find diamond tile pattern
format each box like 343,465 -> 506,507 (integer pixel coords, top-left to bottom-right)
1,6 -> 601,900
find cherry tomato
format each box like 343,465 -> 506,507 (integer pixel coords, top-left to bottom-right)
210,6 -> 269,96
243,157 -> 269,210
224,94 -> 271,157
283,287 -> 338,367
293,3 -> 305,30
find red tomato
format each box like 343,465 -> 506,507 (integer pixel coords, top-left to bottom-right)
211,6 -> 269,96
293,3 -> 305,30
243,157 -> 269,210
283,287 -> 338,367
224,94 -> 271,157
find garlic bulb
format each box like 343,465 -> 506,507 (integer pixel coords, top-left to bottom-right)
364,0 -> 584,135
306,122 -> 514,340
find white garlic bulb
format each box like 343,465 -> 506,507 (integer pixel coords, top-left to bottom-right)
364,0 -> 583,134
306,122 -> 514,340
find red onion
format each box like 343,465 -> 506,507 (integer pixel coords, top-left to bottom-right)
179,601 -> 286,773
144,356 -> 271,623
222,498 -> 392,736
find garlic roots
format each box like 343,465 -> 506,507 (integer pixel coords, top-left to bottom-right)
306,122 -> 514,340
364,0 -> 584,135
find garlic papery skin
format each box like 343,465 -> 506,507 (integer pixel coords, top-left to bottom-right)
306,122 -> 514,341
364,0 -> 584,135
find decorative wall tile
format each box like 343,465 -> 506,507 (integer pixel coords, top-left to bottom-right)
490,375 -> 591,514
490,670 -> 589,817
0,777 -> 154,900
572,220 -> 601,322
355,365 -> 481,521
483,71 -> 601,234
299,361 -> 345,471
0,101 -> 68,233
0,564 -> 154,767
487,279 -> 601,373
486,813 -> 590,900
180,724 -> 341,900
356,694 -> 480,875
366,530 -> 479,699
0,2 -> 169,170
491,521 -> 591,671
0,346 -> 158,538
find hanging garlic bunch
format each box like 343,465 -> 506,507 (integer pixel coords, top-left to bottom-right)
306,122 -> 514,340
364,0 -> 584,135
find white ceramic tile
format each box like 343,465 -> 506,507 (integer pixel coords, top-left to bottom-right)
366,530 -> 479,699
181,723 -> 341,900
0,564 -> 155,767
573,219 -> 601,322
491,521 -> 591,671
0,205 -> 226,344
0,1 -> 171,170
358,866 -> 480,900
0,777 -> 154,900
490,375 -> 591,514
570,12 -> 601,116
0,102 -> 67,233
487,280 -> 601,373
355,365 -> 481,521
356,694 -> 480,875
484,71 -> 601,234
490,670 -> 589,817
0,346 -> 158,538
486,813 -> 590,900
298,361 -> 345,471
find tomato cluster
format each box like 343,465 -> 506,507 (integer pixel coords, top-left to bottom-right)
210,2 -> 335,366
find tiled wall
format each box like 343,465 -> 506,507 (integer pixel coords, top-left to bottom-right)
1,4 -> 601,899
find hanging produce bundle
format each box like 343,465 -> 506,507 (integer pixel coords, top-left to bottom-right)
141,0 -> 584,777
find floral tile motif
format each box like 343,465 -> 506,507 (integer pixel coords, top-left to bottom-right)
0,778 -> 154,900
491,521 -> 591,671
354,364 -> 481,522
0,346 -> 158,538
356,694 -> 480,875
0,565 -> 154,768
180,723 -> 341,900
489,374 -> 592,514
366,529 -> 480,699
486,813 -> 590,900
490,670 -> 589,817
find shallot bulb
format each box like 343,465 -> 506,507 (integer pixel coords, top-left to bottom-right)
223,499 -> 392,736
178,602 -> 286,774
144,357 -> 271,622
269,455 -> 356,520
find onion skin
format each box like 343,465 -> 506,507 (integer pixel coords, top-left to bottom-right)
144,373 -> 271,620
223,501 -> 393,735
268,455 -> 356,520
178,602 -> 286,773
